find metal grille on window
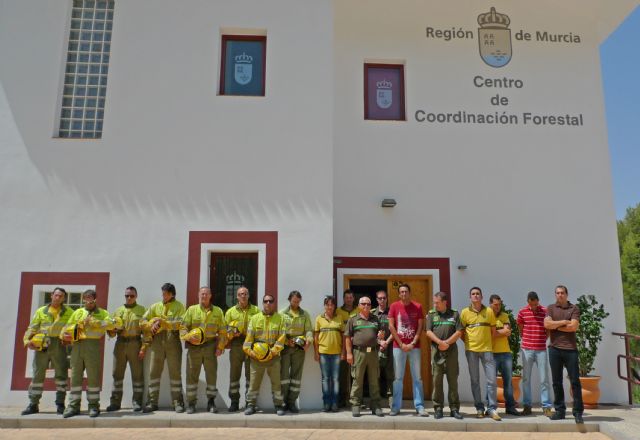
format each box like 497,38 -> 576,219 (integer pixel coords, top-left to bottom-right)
58,0 -> 114,139
43,291 -> 84,310
211,253 -> 258,311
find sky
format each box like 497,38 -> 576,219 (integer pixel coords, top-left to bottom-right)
601,5 -> 640,220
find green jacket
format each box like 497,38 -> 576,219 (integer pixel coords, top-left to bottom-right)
243,311 -> 288,356
111,303 -> 146,338
224,303 -> 260,337
180,304 -> 227,350
280,305 -> 313,341
23,304 -> 74,345
63,307 -> 112,340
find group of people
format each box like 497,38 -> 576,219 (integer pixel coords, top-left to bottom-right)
21,282 -> 584,424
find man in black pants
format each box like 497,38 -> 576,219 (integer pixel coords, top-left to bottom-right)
544,285 -> 583,424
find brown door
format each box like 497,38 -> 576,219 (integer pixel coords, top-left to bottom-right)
344,274 -> 433,400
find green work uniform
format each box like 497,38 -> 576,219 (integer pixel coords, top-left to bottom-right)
224,303 -> 259,405
372,306 -> 394,405
337,306 -> 358,406
426,307 -> 463,411
243,311 -> 287,407
63,307 -> 112,411
109,303 -> 146,408
23,304 -> 73,407
180,304 -> 227,406
142,298 -> 185,408
345,313 -> 382,409
280,305 -> 313,407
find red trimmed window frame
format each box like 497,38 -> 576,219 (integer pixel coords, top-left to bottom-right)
363,63 -> 406,121
11,272 -> 110,391
219,35 -> 267,96
186,231 -> 278,308
333,257 -> 451,303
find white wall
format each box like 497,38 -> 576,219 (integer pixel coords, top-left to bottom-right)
0,0 -> 333,409
334,0 -> 629,403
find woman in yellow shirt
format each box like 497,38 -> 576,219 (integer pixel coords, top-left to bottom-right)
314,295 -> 345,412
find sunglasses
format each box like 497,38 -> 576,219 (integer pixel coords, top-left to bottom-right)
359,303 -> 372,307
263,299 -> 275,304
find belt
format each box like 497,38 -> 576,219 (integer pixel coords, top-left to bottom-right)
117,336 -> 141,342
353,345 -> 378,351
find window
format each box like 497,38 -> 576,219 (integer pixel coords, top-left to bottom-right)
364,63 -> 406,121
58,0 -> 114,138
210,253 -> 258,311
42,290 -> 84,310
219,35 -> 266,96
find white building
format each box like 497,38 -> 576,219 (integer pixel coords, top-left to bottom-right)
1,0 -> 637,410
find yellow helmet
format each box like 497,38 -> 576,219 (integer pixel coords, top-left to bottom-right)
30,333 -> 49,351
292,336 -> 306,349
252,341 -> 271,360
227,320 -> 239,335
185,327 -> 205,345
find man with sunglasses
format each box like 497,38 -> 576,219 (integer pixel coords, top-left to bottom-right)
106,286 -> 146,412
243,293 -> 288,416
372,290 -> 394,407
345,297 -> 384,417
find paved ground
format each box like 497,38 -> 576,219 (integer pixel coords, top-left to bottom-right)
1,404 -> 639,439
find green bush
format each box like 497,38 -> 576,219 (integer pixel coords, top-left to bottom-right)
576,294 -> 610,377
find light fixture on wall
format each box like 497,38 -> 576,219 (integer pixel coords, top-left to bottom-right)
457,265 -> 468,270
381,198 -> 397,208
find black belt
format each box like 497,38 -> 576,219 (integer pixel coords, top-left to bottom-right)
117,336 -> 141,342
353,345 -> 378,351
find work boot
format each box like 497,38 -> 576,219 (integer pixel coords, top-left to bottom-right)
207,398 -> 217,413
89,408 -> 100,418
63,407 -> 80,418
542,407 -> 552,417
505,407 -> 521,416
322,403 -> 330,412
476,409 -> 485,418
106,404 -> 121,412
288,402 -> 299,413
450,409 -> 463,420
142,404 -> 158,413
434,409 -> 444,419
352,406 -> 361,417
487,409 -> 502,421
522,405 -> 532,416
21,404 -> 39,416
186,405 -> 196,414
132,402 -> 143,412
56,404 -> 65,415
244,405 -> 256,415
374,407 -> 384,417
574,413 -> 584,424
330,403 -> 339,412
228,401 -> 239,413
276,406 -> 286,416
416,407 -> 429,417
550,411 -> 566,420
175,402 -> 185,413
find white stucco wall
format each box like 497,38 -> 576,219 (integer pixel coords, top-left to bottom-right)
0,0 -> 333,409
333,0 -> 632,404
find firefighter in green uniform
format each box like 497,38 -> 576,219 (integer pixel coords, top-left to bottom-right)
279,290 -> 313,412
141,282 -> 186,413
21,287 -> 74,416
243,293 -> 288,416
224,285 -> 259,412
372,289 -> 394,408
62,289 -> 117,418
345,297 -> 384,417
336,289 -> 357,407
180,286 -> 227,414
106,286 -> 146,412
425,291 -> 464,420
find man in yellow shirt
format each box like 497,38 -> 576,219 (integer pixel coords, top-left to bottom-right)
22,287 -> 73,416
180,286 -> 227,414
336,289 -> 357,407
224,286 -> 260,412
489,294 -> 521,416
460,286 -> 500,421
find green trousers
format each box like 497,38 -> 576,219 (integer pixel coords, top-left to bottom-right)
378,348 -> 394,404
68,339 -> 101,410
147,331 -> 184,407
28,337 -> 68,406
350,348 -> 381,408
431,345 -> 460,411
186,340 -> 218,405
109,337 -> 144,407
339,359 -> 350,406
280,346 -> 305,406
228,339 -> 250,404
247,356 -> 283,407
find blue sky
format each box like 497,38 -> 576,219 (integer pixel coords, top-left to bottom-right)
601,5 -> 640,220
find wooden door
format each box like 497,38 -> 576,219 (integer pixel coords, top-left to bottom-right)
344,274 -> 433,400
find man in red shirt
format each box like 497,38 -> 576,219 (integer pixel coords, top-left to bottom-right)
388,283 -> 427,417
516,291 -> 552,416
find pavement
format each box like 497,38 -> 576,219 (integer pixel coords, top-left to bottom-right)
1,404 -> 639,440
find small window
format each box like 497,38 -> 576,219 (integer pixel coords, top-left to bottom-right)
219,35 -> 266,96
42,290 -> 84,310
364,63 -> 406,121
58,0 -> 114,139
210,253 -> 258,311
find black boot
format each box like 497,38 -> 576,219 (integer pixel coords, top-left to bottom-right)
21,404 -> 39,416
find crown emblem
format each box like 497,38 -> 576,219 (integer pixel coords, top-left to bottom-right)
226,271 -> 245,284
234,52 -> 253,64
376,79 -> 392,89
477,7 -> 510,29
